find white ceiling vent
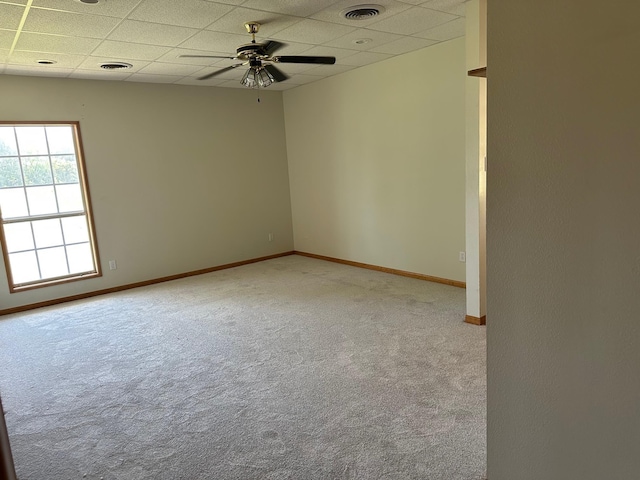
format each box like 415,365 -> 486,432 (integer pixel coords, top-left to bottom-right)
100,62 -> 133,70
341,4 -> 386,20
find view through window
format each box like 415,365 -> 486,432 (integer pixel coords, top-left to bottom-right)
0,122 -> 101,292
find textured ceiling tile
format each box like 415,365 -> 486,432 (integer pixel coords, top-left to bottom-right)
323,28 -> 402,51
274,19 -> 355,45
77,57 -> 149,71
91,40 -> 171,62
263,81 -> 295,90
0,48 -> 9,62
0,0 -> 28,4
15,32 -> 101,55
0,4 -> 26,30
125,73 -> 185,83
367,6 -> 456,35
205,7 -> 302,36
107,20 -> 199,47
369,35 -> 438,54
7,50 -> 86,68
31,0 -> 140,18
421,0 -> 466,16
24,8 -> 121,38
69,69 -> 133,81
137,61 -> 203,76
414,17 -> 465,41
283,73 -> 324,85
302,63 -> 356,75
310,0 -> 412,28
240,0 -> 341,17
179,30 -> 251,53
4,64 -> 72,77
296,45 -> 359,62
156,47 -> 234,66
129,0 -> 233,29
0,29 -> 16,50
337,50 -> 392,66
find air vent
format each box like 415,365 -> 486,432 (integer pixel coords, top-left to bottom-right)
341,4 -> 385,20
100,62 -> 133,70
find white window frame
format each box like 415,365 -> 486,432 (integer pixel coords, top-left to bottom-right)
0,121 -> 102,293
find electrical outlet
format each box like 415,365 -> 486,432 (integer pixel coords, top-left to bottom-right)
459,252 -> 466,263
109,260 -> 117,270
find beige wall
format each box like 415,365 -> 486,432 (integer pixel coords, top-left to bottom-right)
488,1 -> 640,478
283,38 -> 466,282
0,76 -> 293,311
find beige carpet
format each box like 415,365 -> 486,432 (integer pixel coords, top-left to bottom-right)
0,255 -> 486,479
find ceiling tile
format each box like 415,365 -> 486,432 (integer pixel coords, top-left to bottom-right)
125,73 -> 185,84
421,0 -> 466,16
128,0 -> 233,29
24,8 -> 121,38
191,63 -> 245,80
179,30 -> 251,53
107,20 -> 199,47
337,50 -> 392,66
205,7 -> 302,36
0,0 -> 28,4
31,0 -> 140,18
274,19 -> 355,45
323,28 -> 403,51
0,4 -> 26,30
263,81 -> 295,90
415,17 -> 465,41
91,40 -> 171,62
394,0 -> 428,4
69,69 -> 133,81
0,29 -> 16,50
302,63 -> 356,76
283,73 -> 324,85
156,47 -> 234,66
369,35 -> 438,54
367,6 -> 456,35
15,32 -> 101,55
7,50 -> 87,68
137,62 -> 203,76
310,0 -> 412,28
0,48 -> 9,62
4,64 -> 72,77
240,0 -> 341,17
77,57 -> 149,72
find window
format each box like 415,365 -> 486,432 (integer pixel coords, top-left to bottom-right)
0,122 -> 101,292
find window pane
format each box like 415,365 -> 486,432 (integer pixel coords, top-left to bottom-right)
26,186 -> 57,215
0,188 -> 29,218
4,222 -> 35,253
67,242 -> 94,274
52,156 -> 79,184
15,127 -> 48,155
37,246 -> 68,278
62,215 -> 89,244
22,156 -> 53,186
32,218 -> 63,248
46,126 -> 75,155
9,250 -> 40,284
0,127 -> 18,155
56,184 -> 83,212
0,157 -> 23,188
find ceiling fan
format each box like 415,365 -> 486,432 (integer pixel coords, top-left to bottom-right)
179,22 -> 336,88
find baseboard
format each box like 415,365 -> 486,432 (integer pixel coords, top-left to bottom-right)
465,315 -> 486,326
0,251 -> 295,317
293,251 -> 466,289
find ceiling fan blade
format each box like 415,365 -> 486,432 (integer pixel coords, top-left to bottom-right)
179,54 -> 237,60
261,40 -> 286,56
198,63 -> 243,80
273,55 -> 336,65
264,64 -> 289,82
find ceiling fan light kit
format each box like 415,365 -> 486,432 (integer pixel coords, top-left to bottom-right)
178,22 -> 336,89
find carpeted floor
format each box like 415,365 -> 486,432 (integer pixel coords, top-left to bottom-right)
0,255 -> 486,479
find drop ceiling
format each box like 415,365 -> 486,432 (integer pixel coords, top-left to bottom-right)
0,0 -> 466,90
